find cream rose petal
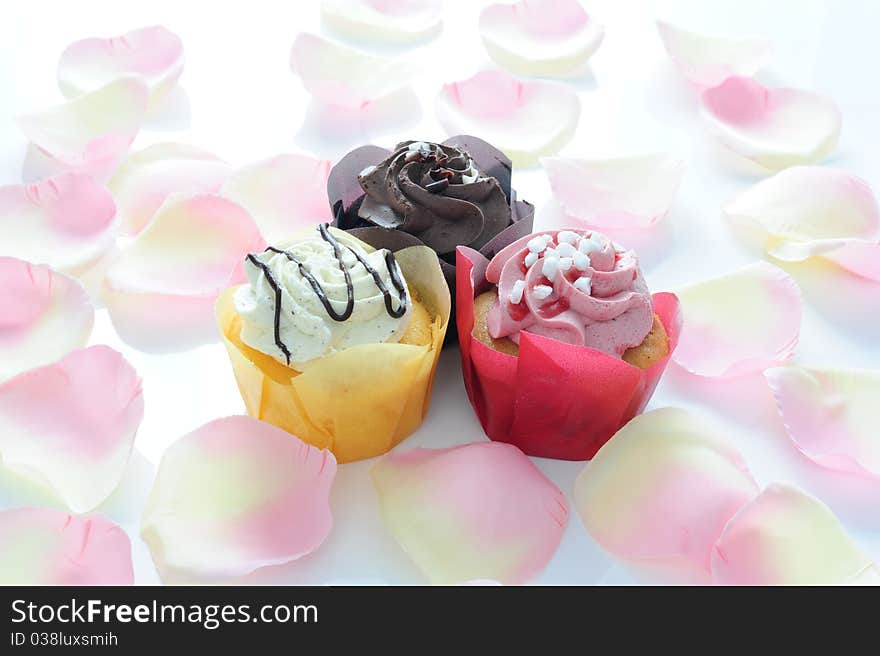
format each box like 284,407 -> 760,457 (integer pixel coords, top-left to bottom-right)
57,25 -> 184,104
0,508 -> 133,585
290,32 -> 418,110
140,416 -> 337,581
0,173 -> 117,271
17,76 -> 150,178
436,69 -> 580,167
0,345 -> 143,513
321,0 -> 442,46
765,365 -> 880,477
103,193 -> 264,352
711,484 -> 876,585
574,408 -> 759,581
673,262 -> 802,378
700,76 -> 841,171
221,154 -> 333,242
542,154 -> 684,229
478,0 -> 603,78
656,20 -> 771,87
724,167 -> 880,280
372,442 -> 567,584
0,257 -> 93,382
109,143 -> 231,237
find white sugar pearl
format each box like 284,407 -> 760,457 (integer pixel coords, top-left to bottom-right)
508,279 -> 525,304
527,236 -> 548,253
533,285 -> 553,300
542,256 -> 560,279
558,257 -> 573,272
573,252 -> 590,270
573,276 -> 593,295
557,230 -> 580,244
524,251 -> 539,267
544,247 -> 558,259
577,237 -> 598,254
555,243 -> 576,258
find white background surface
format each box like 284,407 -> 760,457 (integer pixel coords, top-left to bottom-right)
2,0 -> 879,584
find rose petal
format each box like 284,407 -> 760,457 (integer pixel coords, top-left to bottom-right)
0,258 -> 93,382
372,442 -> 567,584
0,173 -> 118,271
765,365 -> 880,477
711,484 -> 876,585
109,143 -> 231,236
673,262 -> 802,378
724,166 -> 880,279
700,76 -> 841,171
542,154 -> 685,229
478,0 -> 603,78
656,20 -> 771,87
824,240 -> 880,281
221,153 -> 333,242
140,415 -> 336,580
321,0 -> 442,46
574,408 -> 759,581
103,193 -> 264,352
0,345 -> 143,513
57,25 -> 184,104
436,70 -> 580,167
290,32 -> 418,109
0,508 -> 133,585
17,76 -> 150,178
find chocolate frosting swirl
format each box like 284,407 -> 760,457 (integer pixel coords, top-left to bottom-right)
329,135 -> 535,342
356,141 -> 512,255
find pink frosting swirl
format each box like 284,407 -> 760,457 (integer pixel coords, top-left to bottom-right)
486,229 -> 654,357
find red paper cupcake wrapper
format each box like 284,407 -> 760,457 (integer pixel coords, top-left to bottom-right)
456,246 -> 682,460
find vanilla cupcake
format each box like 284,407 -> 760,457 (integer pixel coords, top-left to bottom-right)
217,224 -> 449,462
456,229 -> 681,461
474,229 -> 669,367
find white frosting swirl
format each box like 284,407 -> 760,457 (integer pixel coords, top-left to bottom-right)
234,229 -> 411,369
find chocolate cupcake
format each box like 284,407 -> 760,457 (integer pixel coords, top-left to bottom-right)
328,135 -> 534,336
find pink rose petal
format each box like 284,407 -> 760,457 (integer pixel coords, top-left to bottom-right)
574,408 -> 759,581
0,173 -> 117,271
372,442 -> 567,584
479,0 -> 604,77
221,153 -> 332,242
140,416 -> 337,580
542,154 -> 684,229
724,167 -> 880,280
673,262 -> 802,378
0,345 -> 143,513
825,240 -> 880,281
436,69 -> 580,166
57,25 -> 184,104
0,508 -> 133,585
321,0 -> 443,45
0,257 -> 93,382
656,20 -> 771,87
109,143 -> 231,236
290,32 -> 418,110
103,193 -> 264,352
711,484 -> 876,585
17,76 -> 150,178
765,365 -> 880,478
700,76 -> 841,171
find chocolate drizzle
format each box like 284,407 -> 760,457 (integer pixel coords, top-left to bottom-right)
244,224 -> 409,365
245,253 -> 292,365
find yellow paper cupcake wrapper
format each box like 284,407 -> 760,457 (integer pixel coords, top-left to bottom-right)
216,237 -> 450,463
